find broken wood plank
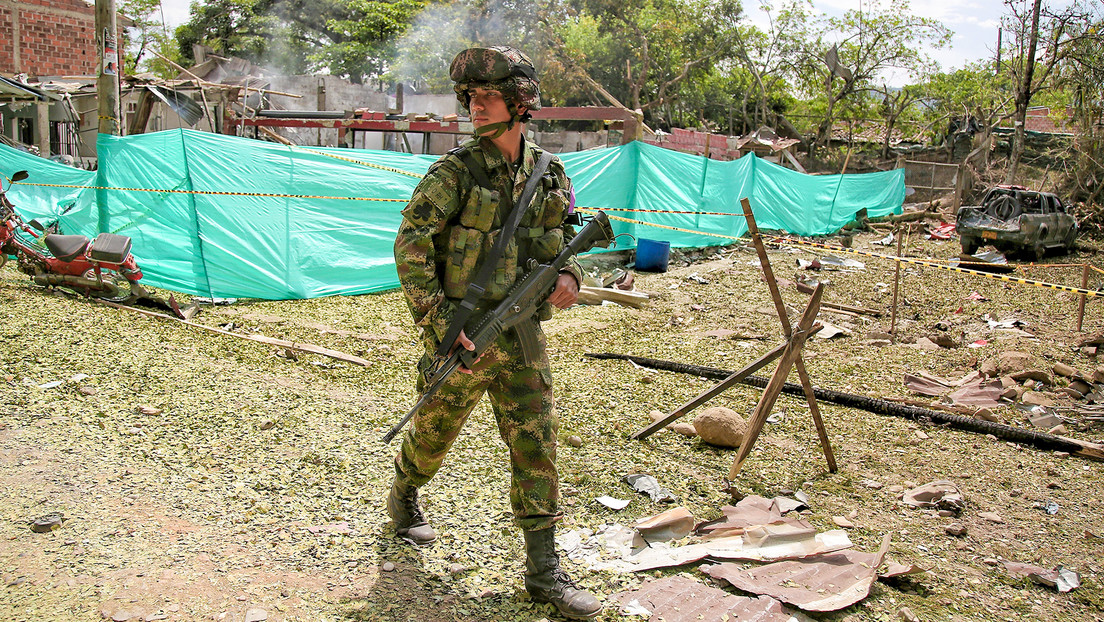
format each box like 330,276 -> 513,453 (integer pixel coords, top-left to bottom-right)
98,300 -> 370,366
576,286 -> 649,308
631,342 -> 789,441
259,126 -> 294,145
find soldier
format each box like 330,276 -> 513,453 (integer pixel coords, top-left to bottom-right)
389,46 -> 603,620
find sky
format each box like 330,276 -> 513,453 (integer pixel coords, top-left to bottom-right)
150,0 -> 1008,77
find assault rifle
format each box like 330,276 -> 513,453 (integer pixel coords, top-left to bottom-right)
383,211 -> 614,443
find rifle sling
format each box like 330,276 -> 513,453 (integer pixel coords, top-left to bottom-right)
435,147 -> 555,358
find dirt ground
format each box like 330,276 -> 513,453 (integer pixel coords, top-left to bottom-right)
2,226 -> 1103,622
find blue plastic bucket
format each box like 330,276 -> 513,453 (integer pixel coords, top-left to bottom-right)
636,238 -> 671,272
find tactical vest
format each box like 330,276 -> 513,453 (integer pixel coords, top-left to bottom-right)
439,143 -> 571,312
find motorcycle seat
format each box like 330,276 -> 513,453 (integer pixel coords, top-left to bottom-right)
44,234 -> 89,262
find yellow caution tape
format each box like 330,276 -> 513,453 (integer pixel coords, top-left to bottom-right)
577,207 -> 1101,299
766,234 -> 1102,298
15,182 -> 406,202
297,147 -> 425,179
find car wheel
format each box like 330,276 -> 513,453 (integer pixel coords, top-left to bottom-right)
961,237 -> 979,255
1032,242 -> 1046,262
987,195 -> 1022,220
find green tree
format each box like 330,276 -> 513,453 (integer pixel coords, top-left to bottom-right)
786,0 -> 951,153
1053,4 -> 1104,205
120,0 -> 184,78
558,0 -> 742,127
175,0 -> 426,83
1000,0 -> 1096,183
920,64 -> 1011,163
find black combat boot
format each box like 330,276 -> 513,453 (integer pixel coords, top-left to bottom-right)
523,527 -> 602,619
386,477 -> 437,545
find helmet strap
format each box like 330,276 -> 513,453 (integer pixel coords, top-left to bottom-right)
473,101 -> 523,139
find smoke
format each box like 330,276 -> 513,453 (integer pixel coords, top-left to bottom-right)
391,0 -> 539,94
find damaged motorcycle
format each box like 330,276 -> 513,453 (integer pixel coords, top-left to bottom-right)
1,170 -> 150,303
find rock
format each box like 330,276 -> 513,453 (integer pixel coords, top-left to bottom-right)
1011,369 -> 1051,384
669,422 -> 697,437
692,406 -> 747,448
998,351 -> 1032,374
930,332 -> 962,348
244,609 -> 268,622
381,561 -> 395,572
975,409 -> 998,422
79,386 -> 97,396
899,606 -> 921,622
832,516 -> 855,529
1047,424 -> 1068,434
566,435 -> 583,448
449,563 -> 465,574
945,523 -> 967,536
915,430 -> 929,440
979,512 -> 1005,523
1094,367 -> 1104,383
648,410 -> 665,423
979,359 -> 998,377
1053,362 -> 1078,377
915,337 -> 941,350
861,479 -> 884,489
1023,392 -> 1055,407
112,611 -> 139,622
1069,379 -> 1092,395
1059,387 -> 1085,399
259,419 -> 275,430
639,375 -> 655,384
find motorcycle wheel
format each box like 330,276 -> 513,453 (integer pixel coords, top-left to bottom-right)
82,269 -> 134,303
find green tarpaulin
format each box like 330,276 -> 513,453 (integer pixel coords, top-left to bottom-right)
1,129 -> 903,299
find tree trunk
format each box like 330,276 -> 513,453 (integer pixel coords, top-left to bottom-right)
1005,0 -> 1043,184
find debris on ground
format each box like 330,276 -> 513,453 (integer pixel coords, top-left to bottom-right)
695,495 -> 807,538
1002,561 -> 1081,592
900,481 -> 965,513
624,474 -> 677,503
611,575 -> 814,621
631,507 -> 696,543
700,533 -> 891,612
594,520 -> 852,572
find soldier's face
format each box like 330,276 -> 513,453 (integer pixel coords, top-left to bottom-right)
469,87 -> 522,128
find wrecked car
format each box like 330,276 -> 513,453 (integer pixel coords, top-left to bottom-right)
956,185 -> 1077,259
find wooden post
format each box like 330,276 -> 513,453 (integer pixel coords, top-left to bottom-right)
35,100 -> 50,157
928,162 -> 937,210
95,0 -> 121,136
952,162 -> 965,212
730,284 -> 826,479
1078,263 -> 1090,332
889,224 -> 904,342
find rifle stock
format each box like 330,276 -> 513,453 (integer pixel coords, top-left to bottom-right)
383,211 -> 614,443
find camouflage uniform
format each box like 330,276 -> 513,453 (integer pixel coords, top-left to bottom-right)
393,135 -> 581,531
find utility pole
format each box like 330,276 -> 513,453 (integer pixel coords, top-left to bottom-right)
95,0 -> 121,135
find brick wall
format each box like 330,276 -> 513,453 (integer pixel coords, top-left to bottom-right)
0,0 -> 100,78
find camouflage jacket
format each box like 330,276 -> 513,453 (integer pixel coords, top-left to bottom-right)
394,136 -> 583,350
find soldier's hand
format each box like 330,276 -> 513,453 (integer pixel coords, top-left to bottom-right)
453,330 -> 479,373
548,272 -> 580,309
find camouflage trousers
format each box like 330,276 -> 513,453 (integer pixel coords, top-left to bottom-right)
395,328 -> 561,531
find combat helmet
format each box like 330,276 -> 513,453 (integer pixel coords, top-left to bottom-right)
450,45 -> 541,139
